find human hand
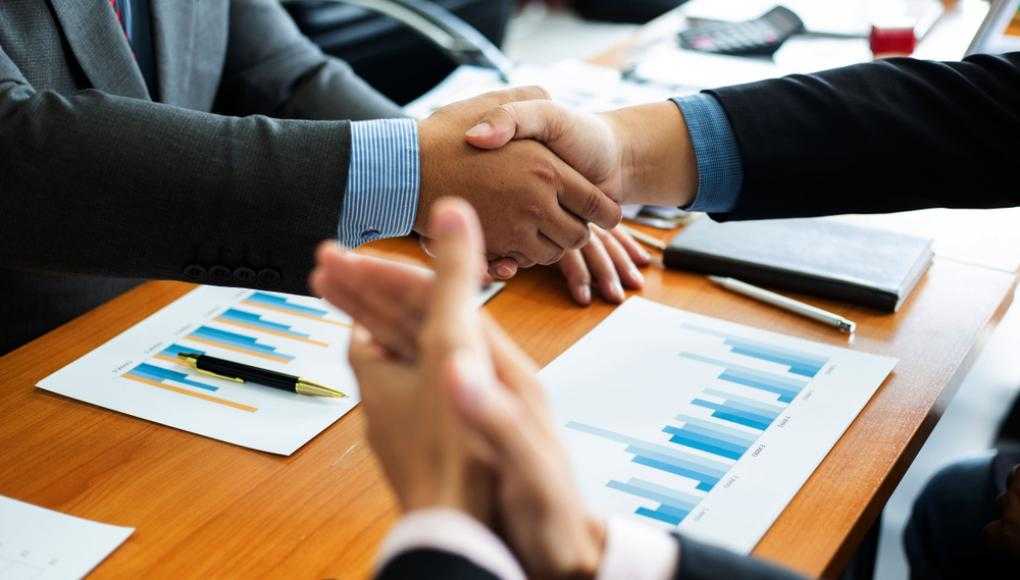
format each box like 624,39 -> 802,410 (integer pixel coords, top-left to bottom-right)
417,88 -> 622,268
489,224 -> 651,304
985,463 -> 1020,558
456,322 -> 607,580
464,99 -> 698,208
337,198 -> 498,520
313,201 -> 608,578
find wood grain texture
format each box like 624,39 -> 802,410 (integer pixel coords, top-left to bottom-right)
0,227 -> 1015,578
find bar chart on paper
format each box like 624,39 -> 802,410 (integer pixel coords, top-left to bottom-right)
38,287 -> 359,455
541,298 -> 896,553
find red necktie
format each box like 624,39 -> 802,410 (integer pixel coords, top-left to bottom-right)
108,0 -> 123,25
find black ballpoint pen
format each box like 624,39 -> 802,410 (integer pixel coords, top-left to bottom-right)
176,352 -> 345,398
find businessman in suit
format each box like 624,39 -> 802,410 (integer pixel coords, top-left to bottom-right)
0,0 -> 638,356
311,52 -> 1020,578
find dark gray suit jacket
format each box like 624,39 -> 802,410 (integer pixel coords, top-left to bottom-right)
0,0 -> 403,354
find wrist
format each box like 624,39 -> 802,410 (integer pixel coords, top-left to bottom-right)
603,102 -> 696,207
557,515 -> 607,580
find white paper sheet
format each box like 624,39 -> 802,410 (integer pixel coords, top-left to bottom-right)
38,286 -> 360,455
0,496 -> 133,579
541,297 -> 896,553
38,283 -> 505,456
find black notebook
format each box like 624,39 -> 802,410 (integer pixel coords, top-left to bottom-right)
663,218 -> 934,312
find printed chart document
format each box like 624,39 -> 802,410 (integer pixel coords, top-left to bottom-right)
38,286 -> 361,455
0,495 -> 133,579
541,297 -> 897,553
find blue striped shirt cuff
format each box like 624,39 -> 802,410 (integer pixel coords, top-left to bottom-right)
672,94 -> 743,213
340,119 -> 421,247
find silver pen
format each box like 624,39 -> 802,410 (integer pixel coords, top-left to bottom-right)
708,276 -> 857,334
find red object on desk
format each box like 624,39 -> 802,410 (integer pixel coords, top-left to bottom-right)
870,25 -> 917,56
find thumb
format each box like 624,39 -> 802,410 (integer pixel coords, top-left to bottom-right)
465,100 -> 568,150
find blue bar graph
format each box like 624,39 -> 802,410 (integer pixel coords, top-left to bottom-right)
160,343 -> 205,359
566,421 -> 731,493
679,352 -> 807,403
125,363 -> 218,392
243,291 -> 328,316
219,309 -> 309,337
691,398 -> 777,430
187,326 -> 295,362
664,425 -> 749,460
681,323 -> 829,377
607,477 -> 706,524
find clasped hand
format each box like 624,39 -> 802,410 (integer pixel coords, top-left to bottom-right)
416,88 -> 676,306
311,200 -> 607,579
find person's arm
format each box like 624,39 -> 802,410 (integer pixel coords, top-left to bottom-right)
215,0 -> 402,122
706,51 -> 1020,219
466,52 -> 1020,219
0,43 -> 346,293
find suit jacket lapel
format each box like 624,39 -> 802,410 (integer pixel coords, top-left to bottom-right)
48,0 -> 150,99
151,0 -> 197,107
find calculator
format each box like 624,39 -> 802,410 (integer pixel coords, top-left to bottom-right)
679,6 -> 806,57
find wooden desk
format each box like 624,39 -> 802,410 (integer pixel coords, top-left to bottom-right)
1,2 -> 1016,578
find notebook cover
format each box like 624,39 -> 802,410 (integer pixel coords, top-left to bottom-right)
663,218 -> 934,312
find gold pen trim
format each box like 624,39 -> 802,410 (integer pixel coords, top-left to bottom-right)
296,379 -> 346,398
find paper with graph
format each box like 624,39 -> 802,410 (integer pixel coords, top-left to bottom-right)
38,286 -> 359,455
0,495 -> 133,579
541,297 -> 896,553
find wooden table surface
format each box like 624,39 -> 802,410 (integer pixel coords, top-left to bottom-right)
1,2 -> 1016,578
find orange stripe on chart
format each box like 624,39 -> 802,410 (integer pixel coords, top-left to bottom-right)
241,299 -> 351,328
123,375 -> 258,413
215,317 -> 330,347
185,336 -> 292,364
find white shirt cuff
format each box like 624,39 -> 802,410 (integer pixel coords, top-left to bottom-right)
596,517 -> 680,580
376,509 -> 526,580
340,118 -> 420,247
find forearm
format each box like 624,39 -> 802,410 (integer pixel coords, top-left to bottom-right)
707,52 -> 1020,219
604,101 -> 697,208
0,82 -> 346,292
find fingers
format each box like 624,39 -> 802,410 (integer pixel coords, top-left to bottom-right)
555,160 -> 621,230
465,99 -> 569,150
311,242 -> 430,359
558,250 -> 593,305
488,257 -> 519,281
594,226 -> 645,290
423,199 -> 495,387
580,232 -> 626,304
609,226 -> 652,267
537,207 -> 591,252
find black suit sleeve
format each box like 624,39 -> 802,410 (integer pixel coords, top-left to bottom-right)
376,549 -> 500,580
373,538 -> 805,580
675,536 -> 805,580
706,52 -> 1020,220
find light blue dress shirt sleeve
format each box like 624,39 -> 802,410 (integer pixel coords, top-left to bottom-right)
671,94 -> 744,213
339,119 -> 421,247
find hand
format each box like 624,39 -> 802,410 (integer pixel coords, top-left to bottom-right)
559,224 -> 651,305
313,201 -> 608,578
417,88 -> 623,268
985,464 -> 1020,558
464,99 -> 698,208
338,198 -> 499,520
457,321 -> 607,580
489,224 -> 652,305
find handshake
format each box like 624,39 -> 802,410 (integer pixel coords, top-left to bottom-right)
414,87 -> 698,303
